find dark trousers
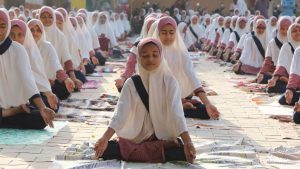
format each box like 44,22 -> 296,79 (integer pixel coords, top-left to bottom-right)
51,80 -> 71,100
95,52 -> 106,66
279,91 -> 300,106
101,139 -> 186,162
84,63 -> 96,74
293,112 -> 300,124
74,70 -> 87,84
259,74 -> 272,84
184,102 -> 210,119
267,80 -> 287,94
0,107 -> 46,129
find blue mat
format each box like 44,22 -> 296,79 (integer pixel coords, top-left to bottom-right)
0,121 -> 68,144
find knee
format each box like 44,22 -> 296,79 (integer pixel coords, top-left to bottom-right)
293,112 -> 300,124
278,95 -> 287,105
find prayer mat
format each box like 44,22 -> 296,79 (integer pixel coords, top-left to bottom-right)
267,146 -> 300,169
83,80 -> 101,89
51,138 -> 263,169
100,67 -> 119,73
50,160 -> 204,169
82,80 -> 101,89
60,99 -> 115,111
0,121 -> 68,144
86,72 -> 103,77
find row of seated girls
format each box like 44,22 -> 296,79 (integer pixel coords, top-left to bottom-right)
0,6 -> 131,129
186,10 -> 300,124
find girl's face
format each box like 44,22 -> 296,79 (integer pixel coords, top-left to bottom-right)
10,26 -> 25,44
92,14 -> 98,23
205,19 -> 210,25
8,12 -> 15,20
0,19 -> 8,42
140,43 -> 161,71
279,23 -> 290,37
30,25 -> 42,42
192,17 -> 198,25
291,26 -> 300,42
256,24 -> 266,35
56,19 -> 63,31
271,18 -> 277,27
238,20 -> 246,29
232,19 -> 237,28
218,18 -> 224,26
225,20 -> 231,28
100,15 -> 106,24
159,24 -> 176,46
40,12 -> 53,27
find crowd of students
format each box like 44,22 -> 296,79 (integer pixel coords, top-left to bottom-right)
1,4 -> 300,165
0,6 -> 130,129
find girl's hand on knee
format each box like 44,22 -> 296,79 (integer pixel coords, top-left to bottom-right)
183,102 -> 196,110
94,137 -> 109,159
285,90 -> 294,104
294,102 -> 300,112
268,78 -> 276,88
64,78 -> 75,93
184,142 -> 196,164
45,92 -> 58,110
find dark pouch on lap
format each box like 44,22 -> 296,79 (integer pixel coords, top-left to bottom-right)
84,62 -> 96,74
102,140 -> 121,160
111,49 -> 124,59
95,52 -> 106,66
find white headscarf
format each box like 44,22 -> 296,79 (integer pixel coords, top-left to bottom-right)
109,38 -> 187,142
0,9 -> 39,109
239,19 -> 267,68
153,16 -> 202,98
221,16 -> 232,45
187,15 -> 203,43
69,17 -> 87,68
93,12 -> 118,47
265,17 -> 292,65
39,6 -> 71,66
56,8 -> 83,66
11,19 -> 51,93
178,22 -> 193,48
266,16 -> 278,43
120,13 -> 131,33
28,19 -> 63,81
277,23 -> 300,73
290,46 -> 300,76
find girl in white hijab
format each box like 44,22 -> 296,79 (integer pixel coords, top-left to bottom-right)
55,8 -> 86,68
0,9 -> 54,129
209,16 -> 225,56
233,19 -> 268,75
94,37 -> 195,163
266,16 -> 278,43
256,17 -> 292,85
267,23 -> 299,94
10,19 -> 59,112
152,16 -> 220,119
216,16 -> 233,59
223,16 -> 247,62
178,22 -> 193,49
120,13 -> 131,36
39,6 -> 83,90
230,15 -> 265,63
186,15 -> 203,50
28,19 -> 75,100
77,11 -> 105,65
269,23 -> 300,102
114,17 -> 157,91
94,12 -> 118,49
